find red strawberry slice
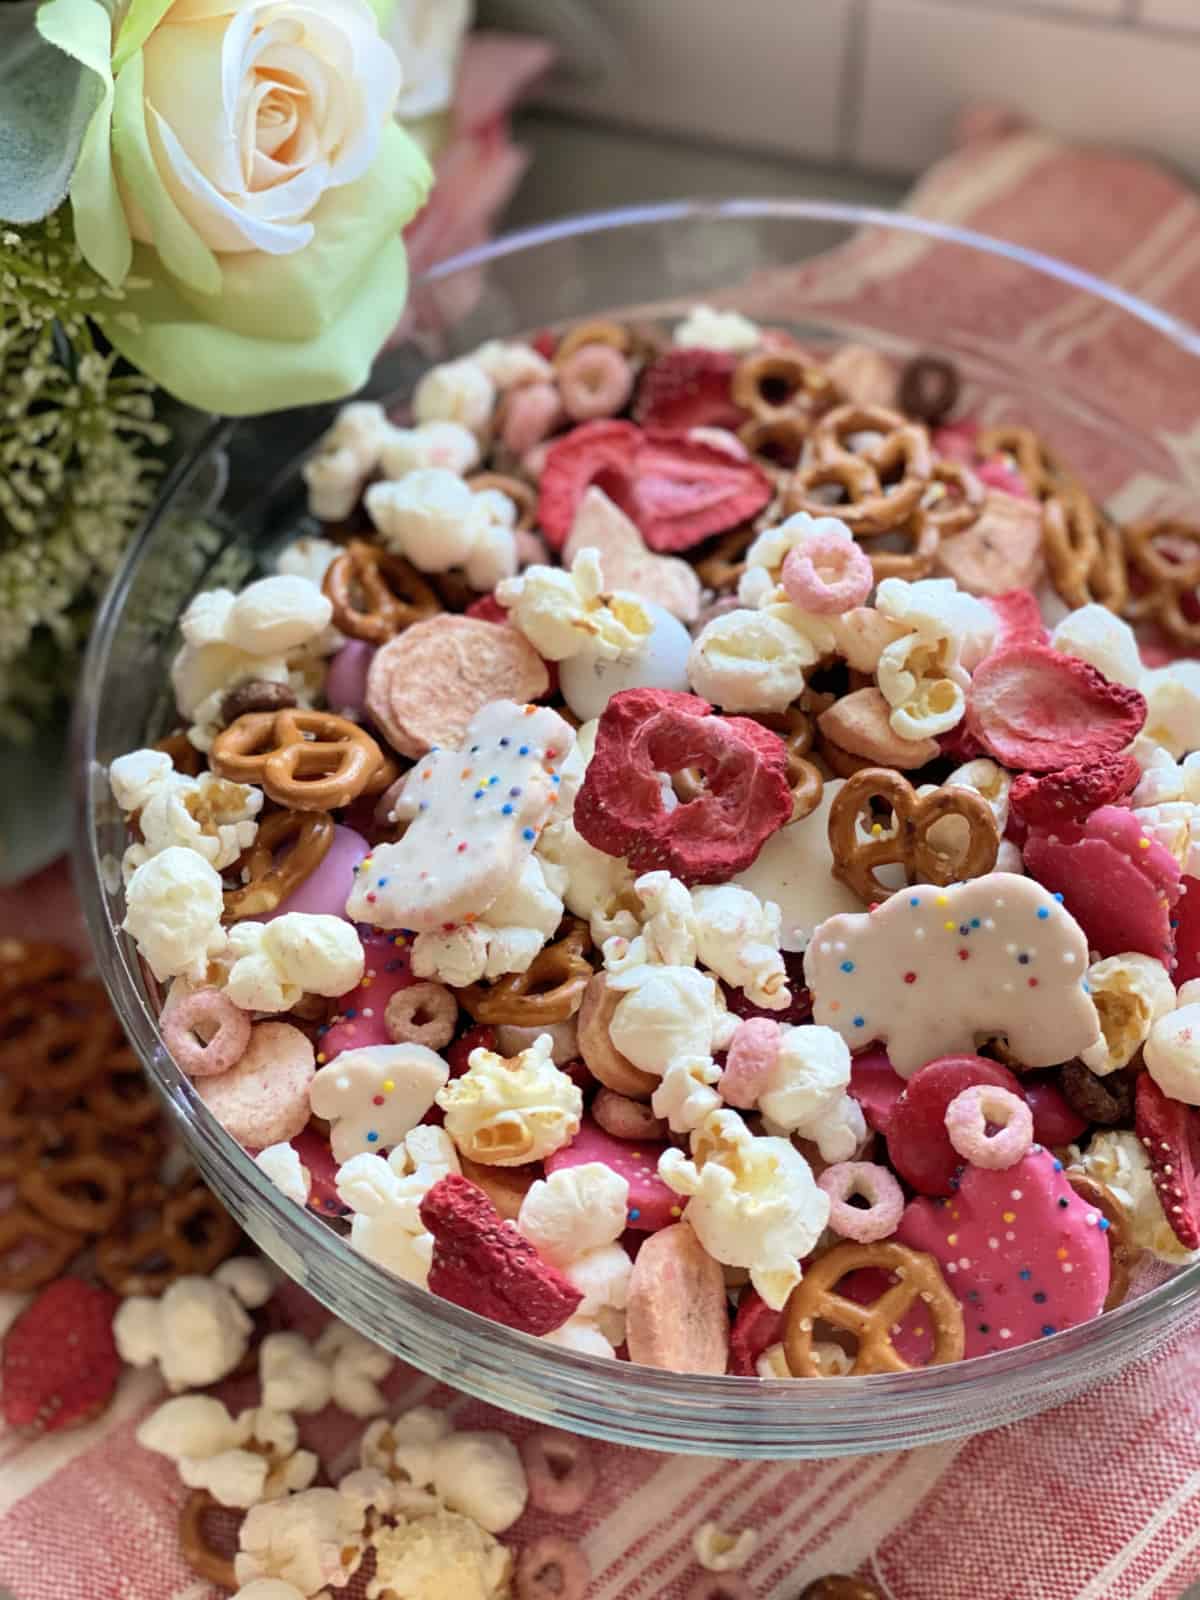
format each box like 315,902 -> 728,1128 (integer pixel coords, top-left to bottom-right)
446,1024 -> 497,1079
1009,754 -> 1141,832
1134,1073 -> 1200,1250
538,421 -> 642,549
630,431 -> 773,553
2,1279 -> 121,1434
729,1285 -> 782,1376
984,589 -> 1049,649
965,643 -> 1147,772
420,1173 -> 583,1334
634,349 -> 743,432
885,1056 -> 1025,1196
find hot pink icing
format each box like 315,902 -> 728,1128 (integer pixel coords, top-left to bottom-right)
319,930 -> 414,1061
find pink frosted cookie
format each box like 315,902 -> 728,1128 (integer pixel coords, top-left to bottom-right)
1024,804 -> 1182,964
805,873 -> 1101,1076
264,824 -> 369,922
320,931 -> 414,1060
545,1118 -> 681,1232
195,1021 -> 315,1147
896,1145 -> 1111,1357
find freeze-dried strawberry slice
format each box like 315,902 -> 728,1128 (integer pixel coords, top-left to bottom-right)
634,349 -> 743,432
729,1285 -> 782,1376
538,420 -> 641,549
630,431 -> 773,553
1134,1073 -> 1200,1250
885,1056 -> 1025,1196
420,1174 -> 583,1335
446,1024 -> 497,1078
984,589 -> 1049,649
2,1279 -> 121,1434
1009,753 -> 1141,832
965,642 -> 1146,772
574,688 -> 793,883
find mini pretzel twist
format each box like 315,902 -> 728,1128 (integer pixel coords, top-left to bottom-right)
0,1077 -> 50,1181
750,707 -> 825,822
84,1040 -> 161,1130
694,525 -> 760,592
466,472 -> 539,531
553,318 -> 631,363
783,1240 -> 964,1376
1122,517 -> 1200,646
223,808 -> 335,921
828,767 -> 1000,905
863,507 -> 940,582
737,415 -> 810,475
458,920 -> 594,1026
1041,486 -> 1112,610
19,1152 -> 127,1235
921,459 -> 985,538
179,1490 -> 240,1592
210,707 -> 386,810
96,1172 -> 240,1296
808,401 -> 933,519
976,423 -> 1071,499
1065,1169 -> 1135,1312
732,351 -> 839,424
322,538 -> 440,645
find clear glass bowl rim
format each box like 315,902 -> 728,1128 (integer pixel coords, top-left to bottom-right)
72,198 -> 1200,1454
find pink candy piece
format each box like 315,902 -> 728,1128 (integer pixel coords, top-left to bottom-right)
719,1018 -> 781,1109
515,1536 -> 591,1600
325,639 -> 375,719
289,1123 -> 347,1217
945,1085 -> 1034,1170
319,931 -> 414,1060
592,1088 -> 669,1142
557,344 -> 635,422
1023,1076 -> 1088,1147
781,531 -> 874,614
817,1161 -> 905,1241
1024,804 -> 1182,963
264,824 -> 370,922
897,1145 -> 1111,1358
501,380 -> 564,456
519,1430 -> 596,1516
162,987 -> 250,1079
195,1021 -> 315,1148
848,1047 -> 906,1133
545,1117 -> 680,1232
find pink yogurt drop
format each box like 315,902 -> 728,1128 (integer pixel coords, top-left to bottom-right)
849,1048 -> 906,1134
1023,1075 -> 1088,1147
545,1118 -> 680,1232
319,930 -> 414,1061
264,825 -> 369,922
325,639 -> 375,719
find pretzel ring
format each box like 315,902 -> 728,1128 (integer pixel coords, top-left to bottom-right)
1088,515 -> 1129,614
732,351 -> 837,423
921,460 -> 985,538
179,1490 -> 239,1592
694,525 -> 759,592
20,1152 -> 127,1235
0,1206 -> 82,1292
0,978 -> 121,1096
95,1173 -> 240,1296
223,808 -> 334,921
153,730 -> 205,777
210,708 -> 385,810
863,507 -> 940,582
783,1240 -> 964,1375
737,415 -> 810,475
976,423 -> 1070,499
1058,1059 -> 1133,1126
1122,518 -> 1200,646
84,1042 -> 160,1130
828,767 -> 1000,905
1065,1169 -> 1135,1311
467,472 -> 540,532
458,920 -> 594,1026
553,318 -> 631,363
323,538 -> 440,645
0,938 -> 74,997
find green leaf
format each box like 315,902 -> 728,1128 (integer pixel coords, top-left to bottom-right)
0,0 -> 105,224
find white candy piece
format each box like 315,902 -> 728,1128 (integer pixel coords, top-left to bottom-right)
1080,952 -> 1176,1075
660,1109 -> 829,1309
235,1487 -> 367,1594
1141,660 -> 1200,759
558,601 -> 693,723
517,1162 -> 630,1266
256,1142 -> 312,1207
1144,996 -> 1200,1105
673,305 -> 761,352
224,915 -> 364,1014
114,1276 -> 252,1391
412,357 -> 496,434
276,535 -> 341,587
733,778 -> 863,953
472,338 -> 555,389
123,847 -> 228,983
311,1043 -> 449,1162
436,1033 -> 583,1166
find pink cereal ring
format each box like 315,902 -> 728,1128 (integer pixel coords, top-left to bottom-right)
945,1084 -> 1034,1170
557,344 -> 635,422
501,380 -> 564,457
519,1430 -> 597,1516
719,1018 -> 781,1109
781,529 -> 874,614
515,1536 -> 591,1600
195,1021 -> 315,1148
817,1161 -> 905,1242
162,987 -> 251,1079
592,1087 -> 670,1142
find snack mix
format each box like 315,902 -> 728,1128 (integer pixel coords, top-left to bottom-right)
110,312 -> 1200,1384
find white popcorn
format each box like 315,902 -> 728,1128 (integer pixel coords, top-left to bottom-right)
605,962 -> 733,1076
542,1316 -> 618,1359
472,338 -> 555,389
302,401 -> 392,519
378,420 -> 481,480
660,1110 -> 829,1309
537,813 -> 639,946
224,914 -> 364,1014
360,1405 -> 452,1485
627,872 -> 698,967
256,1142 -> 312,1207
412,357 -> 496,435
1081,1131 -> 1199,1266
367,1507 -> 512,1600
276,536 -> 341,587
214,1256 -> 277,1310
436,1034 -> 583,1166
259,1332 -> 333,1415
114,1276 -> 252,1391
338,1127 -> 460,1286
944,758 -> 1011,831
110,751 -> 261,879
1133,800 -> 1200,879
687,605 -> 817,713
236,1487 -> 367,1594
411,855 -> 564,987
755,1024 -> 866,1163
740,512 -> 854,584
1141,660 -> 1200,759
1132,747 -> 1200,807
651,1054 -> 724,1135
673,305 -> 761,352
462,507 -> 519,591
1080,953 -> 1176,1075
365,467 -> 479,570
226,576 -> 334,657
1051,604 -> 1144,688
432,1431 -> 528,1533
123,847 -> 228,983
876,628 -> 969,740
563,1242 -> 632,1347
497,548 -> 653,663
694,1523 -> 758,1573
314,1322 -> 394,1420
1144,993 -> 1200,1105
690,883 -> 789,1010
517,1162 -> 630,1266
875,576 -> 997,672
138,1398 -> 317,1509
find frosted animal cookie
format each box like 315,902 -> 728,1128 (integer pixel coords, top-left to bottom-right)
436,1033 -> 583,1166
223,915 -> 364,1014
336,1125 -> 460,1286
1144,980 -> 1200,1105
659,1109 -> 829,1309
1079,953 -> 1176,1075
805,872 -> 1102,1077
109,749 -> 261,878
345,701 -> 574,934
123,847 -> 229,983
310,1043 -> 448,1163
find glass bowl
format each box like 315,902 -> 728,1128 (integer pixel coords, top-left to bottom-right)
74,200 -> 1200,1459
